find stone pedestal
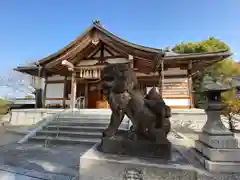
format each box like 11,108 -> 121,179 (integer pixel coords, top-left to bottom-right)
80,144 -> 240,180
79,144 -> 196,180
194,110 -> 240,173
99,130 -> 172,159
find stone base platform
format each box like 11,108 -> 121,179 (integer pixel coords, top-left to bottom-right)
80,143 -> 240,180
99,130 -> 172,159
80,143 -> 196,180
194,140 -> 240,173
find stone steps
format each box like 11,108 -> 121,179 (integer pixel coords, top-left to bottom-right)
29,135 -> 99,145
28,112 -> 129,145
36,130 -> 102,138
57,115 -> 130,121
44,124 -> 127,132
48,119 -> 122,127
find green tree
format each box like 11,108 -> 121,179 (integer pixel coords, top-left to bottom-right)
172,37 -> 230,53
24,95 -> 34,99
0,98 -> 10,115
171,37 -> 240,106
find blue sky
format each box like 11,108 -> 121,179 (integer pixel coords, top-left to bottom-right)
0,0 -> 239,97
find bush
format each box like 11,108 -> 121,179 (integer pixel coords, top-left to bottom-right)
0,99 -> 10,115
222,99 -> 240,131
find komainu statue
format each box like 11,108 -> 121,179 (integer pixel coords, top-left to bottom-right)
99,63 -> 172,158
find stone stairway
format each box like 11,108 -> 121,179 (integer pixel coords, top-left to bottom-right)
28,110 -> 130,145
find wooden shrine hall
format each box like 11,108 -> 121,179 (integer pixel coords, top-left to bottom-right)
14,20 -> 232,109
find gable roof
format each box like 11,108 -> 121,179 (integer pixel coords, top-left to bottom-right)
39,21 -> 164,66
14,20 -> 232,76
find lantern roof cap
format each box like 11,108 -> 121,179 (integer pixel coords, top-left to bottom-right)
231,76 -> 240,88
202,76 -> 232,92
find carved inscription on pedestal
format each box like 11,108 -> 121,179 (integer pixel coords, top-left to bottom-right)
123,168 -> 143,180
199,133 -> 238,149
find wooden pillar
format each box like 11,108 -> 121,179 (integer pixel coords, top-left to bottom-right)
128,55 -> 134,68
42,74 -> 47,108
158,60 -> 164,96
35,65 -> 43,108
158,70 -> 162,94
70,72 -> 77,109
161,60 -> 164,96
85,82 -> 88,108
63,76 -> 67,108
188,61 -> 194,108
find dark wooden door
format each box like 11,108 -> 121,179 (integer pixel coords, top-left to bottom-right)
87,83 -> 101,108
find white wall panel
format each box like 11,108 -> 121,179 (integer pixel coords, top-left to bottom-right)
46,83 -> 64,98
45,100 -> 63,105
106,58 -> 129,64
164,68 -> 187,76
164,98 -> 190,106
48,75 -> 65,81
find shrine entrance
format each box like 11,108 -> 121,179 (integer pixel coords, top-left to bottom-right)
74,78 -> 109,109
87,82 -> 101,108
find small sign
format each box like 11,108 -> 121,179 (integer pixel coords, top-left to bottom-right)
123,168 -> 143,180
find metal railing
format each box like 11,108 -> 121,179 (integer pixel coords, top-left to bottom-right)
44,108 -> 76,148
75,97 -> 85,109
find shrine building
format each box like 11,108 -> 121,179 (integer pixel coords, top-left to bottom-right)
14,21 -> 232,109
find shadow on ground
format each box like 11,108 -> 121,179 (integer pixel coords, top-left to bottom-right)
0,142 -> 92,178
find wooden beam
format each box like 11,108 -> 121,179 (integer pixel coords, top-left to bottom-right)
191,58 -> 221,74
187,60 -> 194,108
129,55 -> 134,68
45,36 -> 92,69
46,80 -> 65,83
100,43 -> 104,58
100,43 -> 104,63
99,37 -> 133,57
138,74 -> 187,81
71,43 -> 98,65
161,60 -> 164,96
153,53 -> 164,72
157,60 -> 164,96
87,42 -> 102,59
104,46 -> 115,56
104,44 -> 124,56
83,55 -> 125,60
99,33 -> 156,59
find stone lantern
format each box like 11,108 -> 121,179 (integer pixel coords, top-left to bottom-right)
194,77 -> 240,173
201,79 -> 233,135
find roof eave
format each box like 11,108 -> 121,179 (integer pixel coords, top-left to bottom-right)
162,51 -> 232,61
93,23 -> 163,54
38,24 -> 96,65
13,66 -> 39,76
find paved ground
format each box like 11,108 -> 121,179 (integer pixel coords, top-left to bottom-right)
0,130 -> 190,180
0,124 -> 89,179
0,121 -> 237,179
0,142 -> 92,179
0,126 -> 24,146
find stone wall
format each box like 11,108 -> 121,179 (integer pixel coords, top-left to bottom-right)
0,108 -> 213,132
170,109 -> 207,132
0,109 -> 64,126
